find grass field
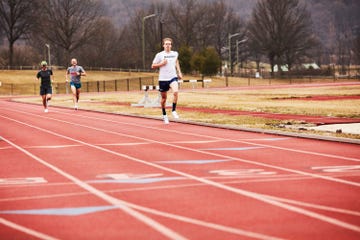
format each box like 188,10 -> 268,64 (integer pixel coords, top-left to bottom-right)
1,70 -> 360,139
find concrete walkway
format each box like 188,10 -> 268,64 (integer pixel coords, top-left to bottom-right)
308,123 -> 360,135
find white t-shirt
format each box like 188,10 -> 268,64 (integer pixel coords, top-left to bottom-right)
152,50 -> 178,81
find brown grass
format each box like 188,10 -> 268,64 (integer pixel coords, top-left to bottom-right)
1,70 -> 360,139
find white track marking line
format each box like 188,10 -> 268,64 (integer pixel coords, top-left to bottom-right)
260,194 -> 360,217
3,105 -> 360,162
124,202 -> 283,240
0,191 -> 282,239
1,170 -> 359,189
0,136 -> 187,240
3,179 -> 360,217
0,217 -> 58,240
0,140 -> 283,240
25,144 -> 81,149
6,110 -> 359,187
1,114 -> 360,233
52,108 -> 360,162
23,142 -> 149,149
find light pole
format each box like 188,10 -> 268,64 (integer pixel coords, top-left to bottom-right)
228,33 -> 240,76
45,44 -> 51,66
236,38 -> 247,74
142,14 -> 157,70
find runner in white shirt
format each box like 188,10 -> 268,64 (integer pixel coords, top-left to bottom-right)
151,38 -> 183,124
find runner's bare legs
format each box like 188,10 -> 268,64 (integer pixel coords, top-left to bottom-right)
71,85 -> 80,109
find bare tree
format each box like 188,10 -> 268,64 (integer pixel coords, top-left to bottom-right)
80,18 -> 120,68
247,0 -> 316,75
206,0 -> 244,56
164,0 -> 244,75
166,0 -> 205,48
330,0 -> 359,75
39,0 -> 104,65
354,36 -> 360,75
355,36 -> 360,61
0,0 -> 39,66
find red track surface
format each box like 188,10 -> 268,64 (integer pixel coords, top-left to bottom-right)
0,99 -> 359,239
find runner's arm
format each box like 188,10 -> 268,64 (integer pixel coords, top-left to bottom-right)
65,70 -> 69,82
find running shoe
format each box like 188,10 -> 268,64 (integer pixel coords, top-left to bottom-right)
44,108 -> 48,113
74,104 -> 78,110
163,115 -> 169,124
172,111 -> 179,119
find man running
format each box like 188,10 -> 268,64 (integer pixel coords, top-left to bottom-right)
36,61 -> 53,112
66,58 -> 86,110
151,37 -> 183,124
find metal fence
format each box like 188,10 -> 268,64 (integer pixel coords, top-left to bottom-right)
0,65 -> 153,72
1,75 -> 359,96
0,76 -> 156,95
0,65 -> 359,96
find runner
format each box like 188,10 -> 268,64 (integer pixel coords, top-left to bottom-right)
36,61 -> 53,113
66,58 -> 86,110
151,37 -> 183,124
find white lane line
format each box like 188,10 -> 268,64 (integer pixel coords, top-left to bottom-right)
124,202 -> 283,240
1,114 -> 360,233
47,107 -> 360,162
0,135 -> 188,240
261,194 -> 360,217
4,105 -> 360,162
0,143 -> 284,239
0,192 -> 282,240
0,217 -> 58,240
26,144 -> 82,149
12,110 -> 360,187
1,170 -> 359,190
3,177 -> 360,218
23,142 -> 150,149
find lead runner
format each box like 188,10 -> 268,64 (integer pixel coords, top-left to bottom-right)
151,37 -> 183,124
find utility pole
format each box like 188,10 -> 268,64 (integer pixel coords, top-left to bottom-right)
45,44 -> 51,67
228,33 -> 240,76
142,14 -> 157,70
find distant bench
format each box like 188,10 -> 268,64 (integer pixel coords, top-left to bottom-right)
178,79 -> 212,88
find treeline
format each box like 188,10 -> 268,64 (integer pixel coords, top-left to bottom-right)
0,0 -> 359,76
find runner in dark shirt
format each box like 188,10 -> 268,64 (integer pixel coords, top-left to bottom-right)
36,61 -> 53,112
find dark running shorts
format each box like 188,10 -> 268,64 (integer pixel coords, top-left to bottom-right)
159,77 -> 178,92
40,86 -> 52,95
70,82 -> 82,89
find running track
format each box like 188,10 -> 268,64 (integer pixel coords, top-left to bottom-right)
0,100 -> 359,240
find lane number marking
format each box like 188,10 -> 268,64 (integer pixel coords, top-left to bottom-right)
311,165 -> 360,173
0,177 -> 47,185
209,169 -> 277,177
